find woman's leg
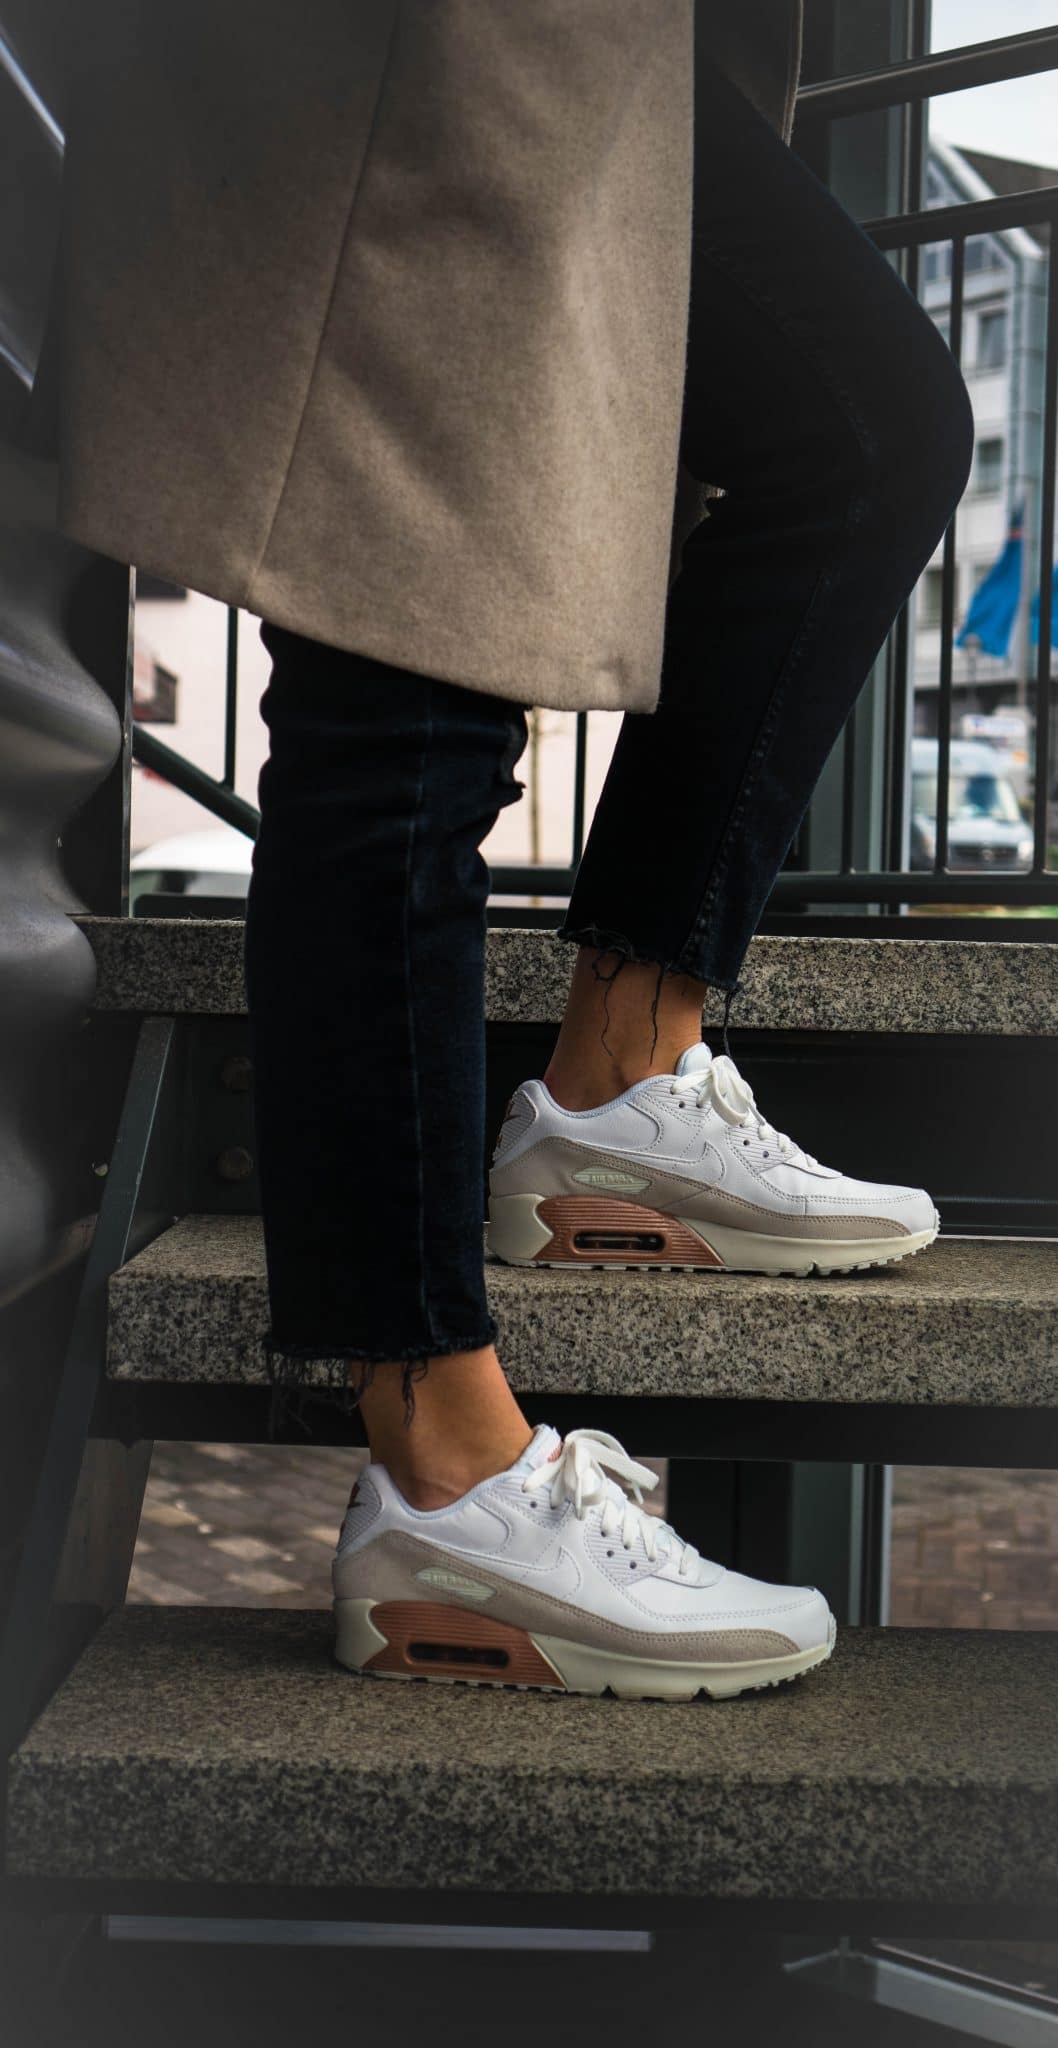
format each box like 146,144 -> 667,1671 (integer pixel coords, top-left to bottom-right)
549,47 -> 974,1097
244,625 -> 532,1500
490,49 -> 972,1277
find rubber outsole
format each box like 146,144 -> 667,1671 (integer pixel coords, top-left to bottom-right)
335,1599 -> 837,1703
507,1238 -> 935,1278
486,1191 -> 940,1278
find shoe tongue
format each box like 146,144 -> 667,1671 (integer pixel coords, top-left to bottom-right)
508,1424 -> 563,1474
673,1041 -> 714,1078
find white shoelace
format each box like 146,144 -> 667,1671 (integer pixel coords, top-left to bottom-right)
670,1052 -> 815,1166
522,1428 -> 700,1577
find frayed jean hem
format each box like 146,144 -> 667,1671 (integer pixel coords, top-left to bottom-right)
552,925 -> 732,995
262,1317 -> 498,1438
551,923 -> 740,1060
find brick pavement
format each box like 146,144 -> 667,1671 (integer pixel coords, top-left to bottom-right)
889,1463 -> 1058,1628
128,1442 -> 1058,1627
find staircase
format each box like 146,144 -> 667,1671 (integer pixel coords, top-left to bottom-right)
3,916 -> 1058,1935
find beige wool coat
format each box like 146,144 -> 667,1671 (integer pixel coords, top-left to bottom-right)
57,0 -> 803,714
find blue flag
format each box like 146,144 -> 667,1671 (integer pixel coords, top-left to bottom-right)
956,501 -> 1024,658
1029,562 -> 1058,650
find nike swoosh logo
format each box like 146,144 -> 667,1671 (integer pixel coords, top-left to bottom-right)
431,1540 -> 582,1602
494,1544 -> 582,1600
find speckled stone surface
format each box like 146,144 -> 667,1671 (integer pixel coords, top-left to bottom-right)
74,917 -> 1058,1034
106,1215 -> 1058,1407
7,1607 -> 1057,1902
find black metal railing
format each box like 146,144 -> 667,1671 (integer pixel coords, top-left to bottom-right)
126,22 -> 1058,916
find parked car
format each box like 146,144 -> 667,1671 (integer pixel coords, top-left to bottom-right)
910,738 -> 1033,872
956,711 -> 1031,804
129,826 -> 253,912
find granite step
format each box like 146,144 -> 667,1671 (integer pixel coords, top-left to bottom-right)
106,1215 -> 1058,1408
73,916 -> 1058,1034
6,1605 -> 1057,1912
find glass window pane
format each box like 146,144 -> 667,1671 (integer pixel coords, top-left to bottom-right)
976,307 -> 1007,369
973,437 -> 1004,493
921,567 -> 946,628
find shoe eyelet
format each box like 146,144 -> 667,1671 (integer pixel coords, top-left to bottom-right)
606,1549 -> 614,1558
630,1561 -> 637,1569
763,1150 -> 769,1158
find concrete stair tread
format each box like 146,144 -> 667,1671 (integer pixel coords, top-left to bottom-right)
6,1606 -> 1057,1904
73,917 -> 1058,1034
105,1216 -> 1058,1406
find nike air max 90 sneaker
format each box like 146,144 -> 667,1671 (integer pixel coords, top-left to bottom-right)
487,1042 -> 939,1277
333,1426 -> 836,1700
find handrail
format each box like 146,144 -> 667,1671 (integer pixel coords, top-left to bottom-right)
865,184 -> 1058,246
133,723 -> 259,839
797,26 -> 1058,123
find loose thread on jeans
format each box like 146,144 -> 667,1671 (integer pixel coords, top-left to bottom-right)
350,1354 -> 429,1428
263,1345 -> 431,1439
588,946 -> 670,1065
588,946 -> 629,1059
647,959 -> 666,1064
399,1358 -> 430,1427
721,980 -> 744,1062
264,1348 -> 356,1443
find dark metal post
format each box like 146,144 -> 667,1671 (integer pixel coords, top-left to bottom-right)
0,1016 -> 175,1755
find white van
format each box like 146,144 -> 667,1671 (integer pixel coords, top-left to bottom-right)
910,738 -> 1033,872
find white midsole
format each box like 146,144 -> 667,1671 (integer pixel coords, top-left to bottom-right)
334,1596 -> 835,1701
531,1628 -> 834,1700
335,1597 -> 397,1671
487,1191 -> 936,1274
668,1218 -> 936,1274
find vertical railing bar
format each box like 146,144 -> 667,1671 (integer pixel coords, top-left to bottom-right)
840,705 -> 857,874
886,603 -> 910,884
934,234 -> 966,876
899,0 -> 929,305
223,607 -> 239,791
882,3 -> 928,908
0,1016 -> 176,1753
1032,220 -> 1058,872
571,712 -> 588,868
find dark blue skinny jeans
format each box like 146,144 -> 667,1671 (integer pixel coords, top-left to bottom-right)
244,51 -> 974,1392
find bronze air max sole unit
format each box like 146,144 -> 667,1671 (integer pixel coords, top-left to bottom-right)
486,1191 -> 938,1277
334,1596 -> 838,1701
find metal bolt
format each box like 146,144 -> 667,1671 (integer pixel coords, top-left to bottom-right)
219,1054 -> 253,1093
215,1146 -> 254,1183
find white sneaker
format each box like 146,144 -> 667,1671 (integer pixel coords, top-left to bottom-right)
333,1424 -> 835,1701
487,1042 -> 938,1277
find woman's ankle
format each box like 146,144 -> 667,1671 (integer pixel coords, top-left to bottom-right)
544,946 -> 708,1108
354,1346 -> 533,1509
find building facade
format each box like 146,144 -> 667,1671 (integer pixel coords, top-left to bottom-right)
915,133 -> 1053,776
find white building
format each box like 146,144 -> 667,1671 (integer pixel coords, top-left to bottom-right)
915,135 -> 1053,760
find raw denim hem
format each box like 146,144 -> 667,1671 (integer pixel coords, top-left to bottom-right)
262,1320 -> 499,1438
551,921 -> 739,996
